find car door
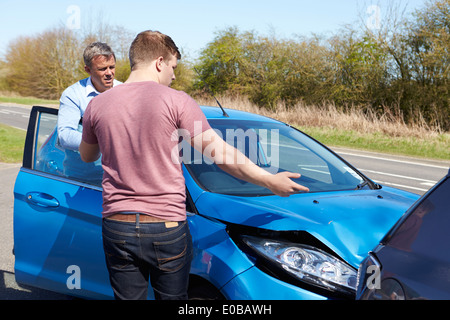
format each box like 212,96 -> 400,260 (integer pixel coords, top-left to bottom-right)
13,106 -> 113,299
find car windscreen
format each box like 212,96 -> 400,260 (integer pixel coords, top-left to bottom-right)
183,119 -> 365,196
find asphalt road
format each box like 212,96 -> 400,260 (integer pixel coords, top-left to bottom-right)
0,104 -> 33,131
0,103 -> 449,299
333,147 -> 449,195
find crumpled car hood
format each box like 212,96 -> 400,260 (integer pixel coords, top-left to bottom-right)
194,187 -> 419,268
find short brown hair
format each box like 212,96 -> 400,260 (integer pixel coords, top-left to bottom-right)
83,42 -> 116,68
129,30 -> 181,71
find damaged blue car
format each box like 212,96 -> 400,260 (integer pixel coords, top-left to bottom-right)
13,105 -> 419,299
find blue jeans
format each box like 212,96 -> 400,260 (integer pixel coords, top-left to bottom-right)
102,214 -> 193,300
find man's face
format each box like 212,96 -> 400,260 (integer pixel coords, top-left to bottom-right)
159,54 -> 177,87
85,55 -> 116,93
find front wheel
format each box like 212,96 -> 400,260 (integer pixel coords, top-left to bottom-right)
188,282 -> 225,300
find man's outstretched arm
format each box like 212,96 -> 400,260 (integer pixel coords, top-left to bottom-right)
191,128 -> 309,197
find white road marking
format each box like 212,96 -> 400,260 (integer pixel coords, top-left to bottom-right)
338,151 -> 449,169
373,180 -> 429,193
359,169 -> 437,184
0,109 -> 28,116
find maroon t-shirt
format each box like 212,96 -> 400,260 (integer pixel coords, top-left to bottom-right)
82,81 -> 211,220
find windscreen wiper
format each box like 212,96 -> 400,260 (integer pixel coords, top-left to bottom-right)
355,180 -> 370,190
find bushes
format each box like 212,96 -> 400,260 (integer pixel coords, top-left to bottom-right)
192,0 -> 449,131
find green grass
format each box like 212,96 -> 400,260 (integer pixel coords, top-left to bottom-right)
0,95 -> 58,106
0,124 -> 26,163
0,95 -> 56,163
300,126 -> 450,161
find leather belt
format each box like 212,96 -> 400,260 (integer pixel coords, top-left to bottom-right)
106,213 -> 169,223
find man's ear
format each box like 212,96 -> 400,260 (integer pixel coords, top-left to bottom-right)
155,56 -> 164,72
84,65 -> 91,75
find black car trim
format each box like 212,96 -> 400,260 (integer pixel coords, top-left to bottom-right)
23,106 -> 59,169
19,167 -> 102,192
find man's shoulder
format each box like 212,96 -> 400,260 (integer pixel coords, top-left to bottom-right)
62,78 -> 90,95
155,83 -> 192,101
100,81 -> 187,98
70,77 -> 90,89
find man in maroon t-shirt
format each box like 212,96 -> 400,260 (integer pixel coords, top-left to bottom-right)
80,30 -> 309,300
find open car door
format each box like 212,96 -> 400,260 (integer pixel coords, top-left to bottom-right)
13,106 -> 113,299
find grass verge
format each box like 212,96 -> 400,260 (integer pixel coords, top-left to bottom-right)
300,126 -> 450,161
0,95 -> 58,106
196,94 -> 450,162
0,94 -> 56,164
0,124 -> 26,163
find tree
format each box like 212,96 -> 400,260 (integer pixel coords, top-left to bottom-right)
194,27 -> 248,95
5,21 -> 135,99
195,28 -> 334,110
359,0 -> 449,129
6,26 -> 84,99
328,28 -> 391,108
406,0 -> 449,129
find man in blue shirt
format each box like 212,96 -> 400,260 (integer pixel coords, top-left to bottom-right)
57,42 -> 121,183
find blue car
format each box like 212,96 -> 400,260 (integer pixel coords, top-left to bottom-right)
13,105 -> 419,300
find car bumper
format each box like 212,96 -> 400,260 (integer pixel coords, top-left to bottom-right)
220,265 -> 328,300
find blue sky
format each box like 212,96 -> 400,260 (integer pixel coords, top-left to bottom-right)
1,0 -> 428,60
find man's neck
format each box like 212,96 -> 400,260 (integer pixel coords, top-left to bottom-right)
125,65 -> 159,84
88,77 -> 105,93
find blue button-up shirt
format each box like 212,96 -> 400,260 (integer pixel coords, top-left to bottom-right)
56,77 -> 120,184
57,77 -> 121,150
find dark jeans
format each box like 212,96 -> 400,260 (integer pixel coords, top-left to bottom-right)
102,214 -> 193,300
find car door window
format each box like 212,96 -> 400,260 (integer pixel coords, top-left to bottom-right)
34,112 -> 65,176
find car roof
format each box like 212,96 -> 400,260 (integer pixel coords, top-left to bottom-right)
200,105 -> 281,123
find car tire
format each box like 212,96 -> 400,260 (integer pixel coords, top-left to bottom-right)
188,282 -> 225,300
